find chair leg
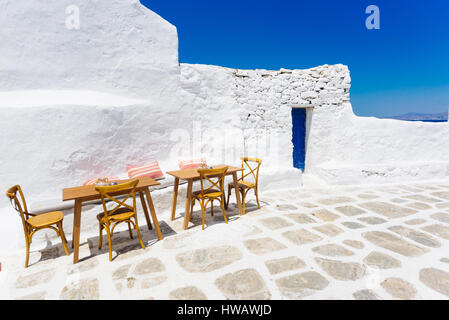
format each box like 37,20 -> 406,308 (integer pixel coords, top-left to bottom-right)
211,200 -> 214,216
60,223 -> 68,244
220,200 -> 228,224
220,194 -> 226,212
105,227 -> 113,261
58,222 -> 70,256
127,222 -> 133,239
134,216 -> 145,250
98,224 -> 103,249
254,188 -> 261,209
25,236 -> 31,268
241,189 -> 246,214
190,198 -> 195,221
200,201 -> 206,230
226,185 -> 232,209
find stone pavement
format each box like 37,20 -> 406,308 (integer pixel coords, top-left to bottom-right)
2,181 -> 449,300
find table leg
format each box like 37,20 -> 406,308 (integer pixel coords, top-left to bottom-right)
183,179 -> 193,230
171,177 -> 179,221
72,199 -> 82,264
139,191 -> 152,230
232,172 -> 244,215
144,188 -> 163,240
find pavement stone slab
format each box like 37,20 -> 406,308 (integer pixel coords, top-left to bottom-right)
3,181 -> 449,300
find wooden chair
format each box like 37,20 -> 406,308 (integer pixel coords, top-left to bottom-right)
190,166 -> 229,230
6,185 -> 70,268
226,157 -> 262,214
95,179 -> 145,261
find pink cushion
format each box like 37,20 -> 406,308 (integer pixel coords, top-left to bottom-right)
127,161 -> 164,180
178,158 -> 206,170
83,176 -> 120,186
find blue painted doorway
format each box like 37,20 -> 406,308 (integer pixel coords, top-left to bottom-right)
291,108 -> 306,171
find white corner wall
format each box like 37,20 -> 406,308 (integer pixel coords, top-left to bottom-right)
0,0 -> 179,99
0,0 -> 194,207
313,107 -> 449,185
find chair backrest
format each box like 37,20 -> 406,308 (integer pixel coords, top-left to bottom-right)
95,179 -> 139,220
197,166 -> 228,196
6,185 -> 31,232
240,157 -> 262,186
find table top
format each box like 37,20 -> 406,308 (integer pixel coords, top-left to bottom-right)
62,176 -> 160,202
166,165 -> 243,180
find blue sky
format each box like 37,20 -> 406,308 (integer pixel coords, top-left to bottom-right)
141,0 -> 449,117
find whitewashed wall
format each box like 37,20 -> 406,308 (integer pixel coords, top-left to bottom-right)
316,111 -> 449,184
0,0 -> 193,207
0,0 -> 179,99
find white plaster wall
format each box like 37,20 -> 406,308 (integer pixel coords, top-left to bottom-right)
313,107 -> 449,184
179,64 -> 244,164
0,0 -> 195,209
0,0 -> 179,99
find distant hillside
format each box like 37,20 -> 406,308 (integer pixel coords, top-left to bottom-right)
384,112 -> 448,121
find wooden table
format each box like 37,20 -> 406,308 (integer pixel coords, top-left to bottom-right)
167,165 -> 244,230
62,176 -> 163,263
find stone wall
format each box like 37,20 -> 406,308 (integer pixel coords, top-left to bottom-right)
176,63 -> 353,189
233,64 -> 351,174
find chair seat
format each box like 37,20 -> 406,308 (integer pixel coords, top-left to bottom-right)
229,180 -> 255,189
192,189 -> 223,199
27,211 -> 64,228
96,207 -> 135,224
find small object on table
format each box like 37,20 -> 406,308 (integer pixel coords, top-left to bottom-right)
95,178 -> 109,186
95,178 -> 118,186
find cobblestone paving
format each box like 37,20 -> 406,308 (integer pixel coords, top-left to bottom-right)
3,181 -> 449,299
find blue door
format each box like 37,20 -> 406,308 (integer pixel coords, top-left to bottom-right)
291,108 -> 306,171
